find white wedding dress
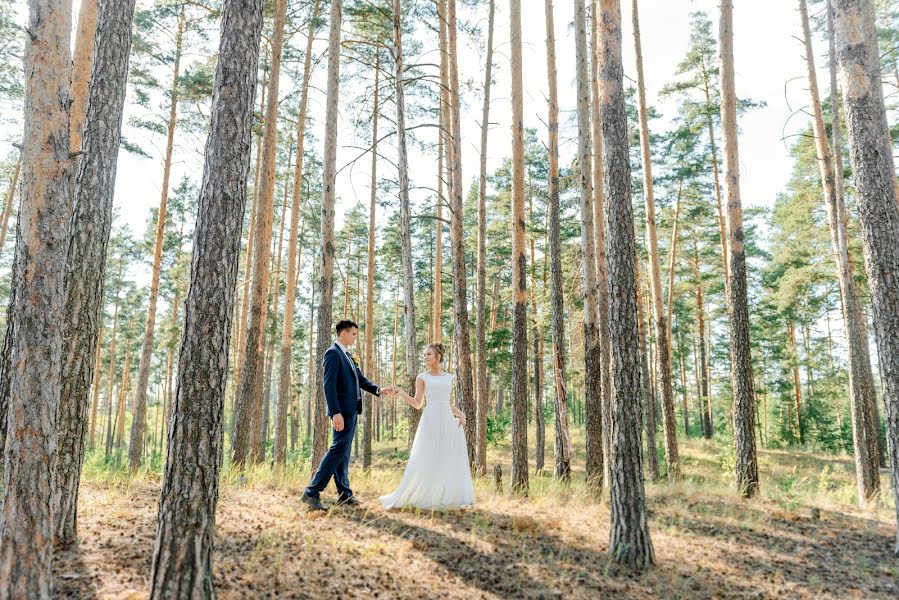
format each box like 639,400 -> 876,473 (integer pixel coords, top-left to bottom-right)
379,372 -> 475,510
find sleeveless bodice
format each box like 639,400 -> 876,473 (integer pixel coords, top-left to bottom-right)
422,372 -> 453,406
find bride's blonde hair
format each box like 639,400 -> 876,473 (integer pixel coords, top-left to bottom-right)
425,342 -> 445,363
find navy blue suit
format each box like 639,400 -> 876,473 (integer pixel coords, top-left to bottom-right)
305,342 -> 380,500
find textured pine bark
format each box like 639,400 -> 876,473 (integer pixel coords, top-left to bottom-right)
311,0 -> 343,470
633,0 -> 679,480
475,0 -> 494,478
129,8 -> 185,471
69,0 -> 98,154
0,1 -> 73,596
149,0 -> 263,596
590,0 -> 613,486
825,0 -> 881,492
55,0 -> 137,546
575,0 -> 603,495
599,0 -> 654,570
232,0 -> 287,468
446,0 -> 476,467
544,0 -> 571,481
719,0 -> 759,498
832,0 -> 899,555
509,0 -> 529,496
363,53 -> 379,471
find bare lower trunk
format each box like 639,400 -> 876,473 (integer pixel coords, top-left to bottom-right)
446,0 -> 476,466
149,1 -> 262,596
311,0 -> 344,470
600,0 -> 654,570
633,0 -> 679,480
363,51 -> 378,471
55,0 -> 137,545
635,260 -> 659,480
0,2 -> 73,595
233,0 -> 287,467
544,0 -> 571,481
719,0 -> 759,498
509,0 -> 529,496
575,0 -> 603,496
832,0 -> 899,555
475,0 -> 494,478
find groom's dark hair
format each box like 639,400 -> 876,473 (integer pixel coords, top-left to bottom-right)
336,320 -> 358,334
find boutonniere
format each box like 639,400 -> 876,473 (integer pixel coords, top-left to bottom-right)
350,353 -> 360,366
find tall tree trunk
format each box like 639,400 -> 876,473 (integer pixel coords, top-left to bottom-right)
55,0 -> 137,545
832,0 -> 899,555
88,327 -> 103,446
633,0 -> 679,480
692,241 -> 712,438
801,0 -> 882,502
233,0 -> 287,467
258,173 -> 289,463
445,0 -> 476,466
69,0 -> 98,155
531,212 -> 545,472
600,0 -> 654,570
474,0 -> 494,478
363,52 -> 379,471
279,23 -> 318,444
831,0 -> 884,477
719,0 -> 759,498
666,183 -> 682,343
311,0 -> 344,470
544,0 -> 572,481
129,8 -> 185,471
575,0 -> 604,495
0,1 -> 72,594
103,263 -> 122,457
115,350 -> 130,449
591,0 -> 613,488
509,0 -> 529,496
395,0 -> 419,448
149,0 -> 263,594
635,259 -> 659,480
700,55 -> 729,289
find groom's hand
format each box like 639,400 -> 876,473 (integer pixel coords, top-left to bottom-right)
332,414 -> 345,432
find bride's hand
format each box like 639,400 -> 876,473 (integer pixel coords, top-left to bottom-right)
457,412 -> 466,428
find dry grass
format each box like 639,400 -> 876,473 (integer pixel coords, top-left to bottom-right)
55,429 -> 898,599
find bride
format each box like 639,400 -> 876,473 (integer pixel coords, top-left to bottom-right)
379,343 -> 475,510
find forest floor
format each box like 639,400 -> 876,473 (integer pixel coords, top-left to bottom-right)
54,432 -> 898,599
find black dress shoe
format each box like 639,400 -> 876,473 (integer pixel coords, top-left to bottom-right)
336,495 -> 361,507
301,492 -> 327,512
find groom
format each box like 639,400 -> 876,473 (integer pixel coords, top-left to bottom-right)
301,319 -> 397,511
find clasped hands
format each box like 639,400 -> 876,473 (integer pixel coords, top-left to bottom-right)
380,386 -> 401,397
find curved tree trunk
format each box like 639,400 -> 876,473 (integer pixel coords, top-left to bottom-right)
509,0 -> 529,496
311,0 -> 344,470
544,0 -> 571,481
633,0 -> 679,480
719,0 -> 759,498
129,8 -> 185,471
599,0 -> 654,570
277,0 -> 320,466
233,0 -> 287,467
55,0 -> 137,546
474,0 -> 494,479
0,1 -> 73,595
149,0 -> 263,595
831,0 -> 899,555
575,0 -> 603,495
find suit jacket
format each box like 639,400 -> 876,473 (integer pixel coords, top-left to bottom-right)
322,342 -> 380,417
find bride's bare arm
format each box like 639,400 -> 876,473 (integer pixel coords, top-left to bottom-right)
450,404 -> 466,427
400,376 -> 425,410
